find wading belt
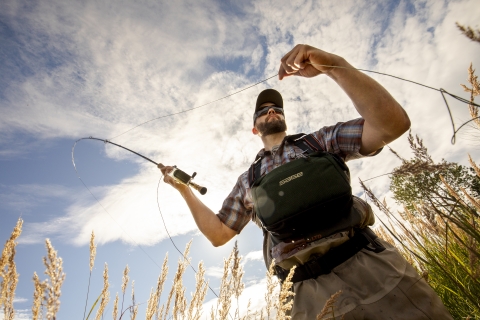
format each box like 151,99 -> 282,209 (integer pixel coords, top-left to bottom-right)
274,227 -> 385,283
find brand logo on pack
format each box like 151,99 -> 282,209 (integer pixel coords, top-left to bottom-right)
279,172 -> 303,186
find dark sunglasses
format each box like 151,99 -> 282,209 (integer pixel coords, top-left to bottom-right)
253,106 -> 284,123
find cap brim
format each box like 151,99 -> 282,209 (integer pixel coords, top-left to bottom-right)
255,89 -> 283,112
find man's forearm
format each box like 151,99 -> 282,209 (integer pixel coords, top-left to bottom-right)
177,185 -> 236,247
278,44 -> 410,154
327,57 -> 410,153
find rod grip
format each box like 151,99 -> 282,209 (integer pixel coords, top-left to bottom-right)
189,181 -> 207,195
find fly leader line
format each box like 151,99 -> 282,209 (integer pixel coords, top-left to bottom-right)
107,64 -> 479,145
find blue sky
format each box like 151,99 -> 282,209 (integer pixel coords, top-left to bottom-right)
1,0 -> 480,318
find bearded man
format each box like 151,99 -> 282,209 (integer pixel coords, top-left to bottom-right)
160,44 -> 452,319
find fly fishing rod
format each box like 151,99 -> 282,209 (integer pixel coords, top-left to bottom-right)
72,137 -> 207,195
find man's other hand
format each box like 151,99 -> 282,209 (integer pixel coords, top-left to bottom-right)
279,44 -> 342,80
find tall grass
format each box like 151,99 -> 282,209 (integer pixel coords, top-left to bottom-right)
1,222 -> 355,319
359,64 -> 480,317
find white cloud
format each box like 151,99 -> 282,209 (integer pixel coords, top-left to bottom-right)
0,309 -> 30,320
202,277 -> 277,319
205,266 -> 225,279
0,184 -> 74,214
13,297 -> 28,304
2,0 -> 480,250
242,250 -> 263,265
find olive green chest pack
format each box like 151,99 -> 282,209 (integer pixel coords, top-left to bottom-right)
248,134 -> 362,243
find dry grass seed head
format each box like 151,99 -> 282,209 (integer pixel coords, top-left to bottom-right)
187,261 -> 208,320
112,292 -> 119,320
89,231 -> 96,272
460,187 -> 480,212
439,175 -> 468,207
375,226 -> 396,247
460,63 -> 480,128
130,280 -> 137,320
32,272 -> 46,320
122,265 -> 130,295
0,218 -> 22,314
316,290 -> 343,320
162,242 -> 191,320
276,265 -> 296,320
146,253 -> 169,320
0,219 -> 23,274
216,247 -> 236,320
131,304 -> 138,320
95,263 -> 110,320
456,22 -> 480,43
43,239 -> 66,320
1,246 -> 19,320
264,259 -> 279,319
145,288 -> 156,320
468,154 -> 480,178
157,304 -> 165,320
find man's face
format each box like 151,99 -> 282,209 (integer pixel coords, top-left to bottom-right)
254,102 -> 287,136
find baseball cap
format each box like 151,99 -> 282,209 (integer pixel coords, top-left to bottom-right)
253,89 -> 283,124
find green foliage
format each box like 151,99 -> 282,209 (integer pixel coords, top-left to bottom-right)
389,132 -> 480,216
391,159 -> 480,214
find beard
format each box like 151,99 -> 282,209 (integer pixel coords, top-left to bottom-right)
256,117 -> 287,136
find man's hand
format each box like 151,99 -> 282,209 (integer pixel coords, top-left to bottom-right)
157,164 -> 236,247
279,44 -> 410,154
158,164 -> 189,193
279,44 -> 342,80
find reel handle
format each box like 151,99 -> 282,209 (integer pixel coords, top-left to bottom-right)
189,181 -> 208,195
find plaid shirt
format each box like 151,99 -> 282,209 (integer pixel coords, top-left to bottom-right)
217,118 -> 378,233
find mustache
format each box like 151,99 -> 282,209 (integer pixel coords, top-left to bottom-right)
266,114 -> 281,121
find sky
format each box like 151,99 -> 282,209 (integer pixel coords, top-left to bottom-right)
1,0 -> 480,318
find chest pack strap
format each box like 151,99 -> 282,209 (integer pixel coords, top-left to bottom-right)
248,133 -> 323,188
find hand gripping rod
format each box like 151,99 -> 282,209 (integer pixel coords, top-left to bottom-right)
157,163 -> 207,195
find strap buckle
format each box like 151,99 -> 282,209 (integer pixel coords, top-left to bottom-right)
358,228 -> 386,253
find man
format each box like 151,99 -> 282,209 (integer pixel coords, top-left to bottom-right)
160,44 -> 452,319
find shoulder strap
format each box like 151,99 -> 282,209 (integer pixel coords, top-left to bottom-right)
248,133 -> 323,187
289,133 -> 323,154
248,155 -> 263,188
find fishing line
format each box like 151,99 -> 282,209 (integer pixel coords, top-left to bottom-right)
108,74 -> 278,141
307,63 -> 480,145
72,137 -> 221,299
106,64 -> 479,145
72,138 -> 162,270
155,176 -> 222,299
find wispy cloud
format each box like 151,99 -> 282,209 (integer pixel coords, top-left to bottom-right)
2,0 -> 480,251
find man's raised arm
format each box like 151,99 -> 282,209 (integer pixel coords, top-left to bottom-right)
279,44 -> 410,155
159,166 -> 237,247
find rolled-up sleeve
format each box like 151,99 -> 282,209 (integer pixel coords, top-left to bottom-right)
313,118 -> 382,162
217,172 -> 253,233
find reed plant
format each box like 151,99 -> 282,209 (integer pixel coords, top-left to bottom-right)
362,158 -> 480,318
0,219 -> 333,319
360,87 -> 480,319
